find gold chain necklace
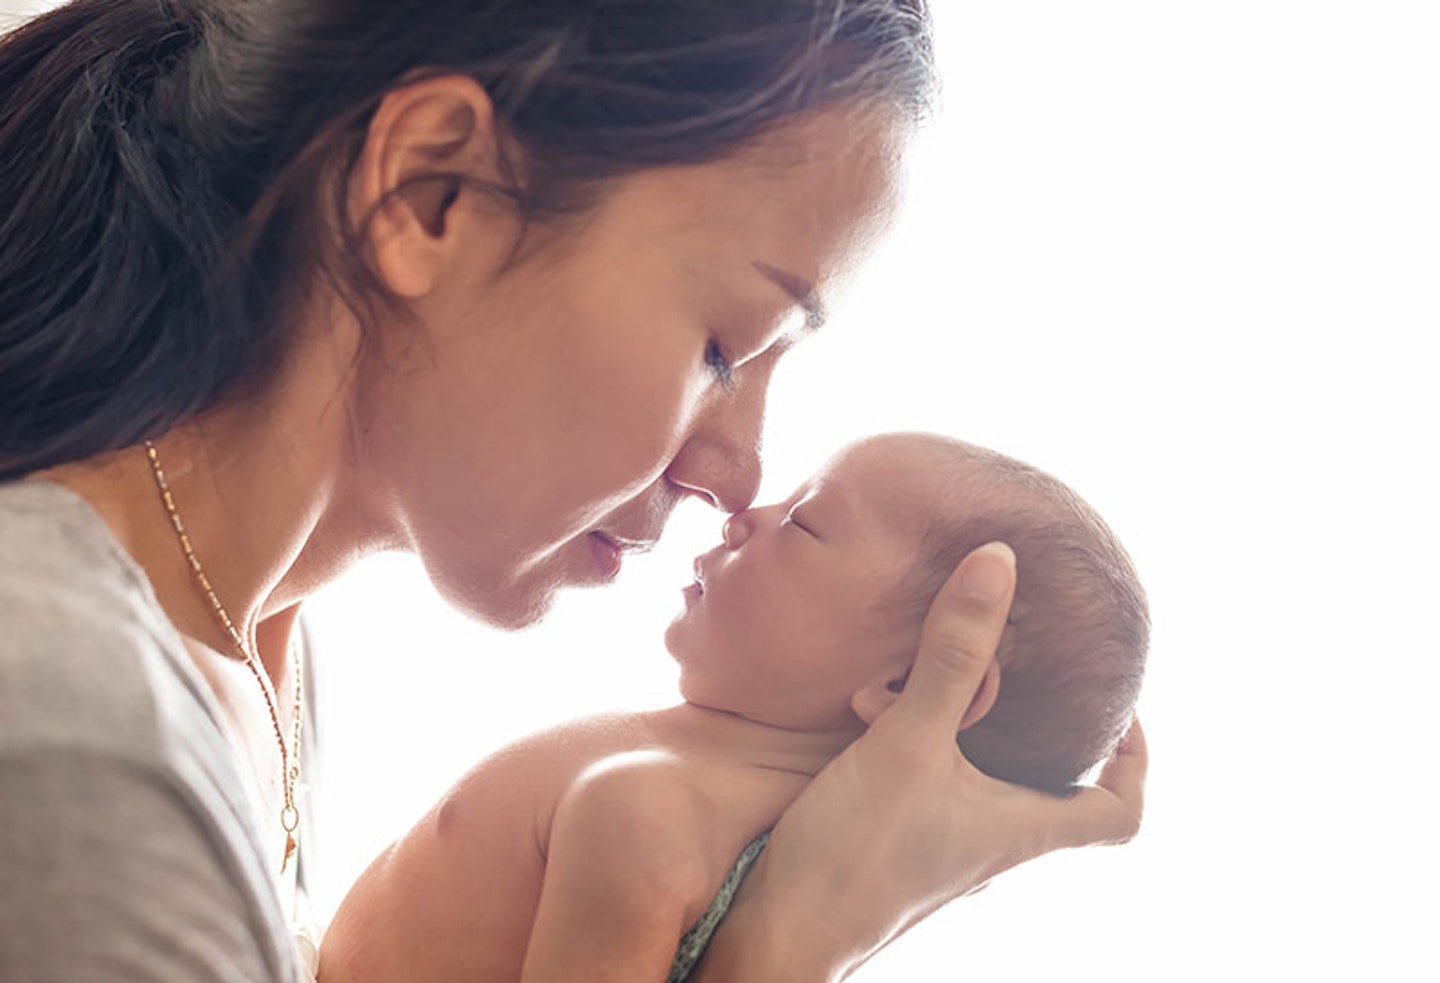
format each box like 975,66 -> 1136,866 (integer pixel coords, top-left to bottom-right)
144,440 -> 302,873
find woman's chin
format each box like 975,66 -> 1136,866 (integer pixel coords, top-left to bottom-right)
423,533 -> 662,631
422,562 -> 557,632
481,596 -> 554,632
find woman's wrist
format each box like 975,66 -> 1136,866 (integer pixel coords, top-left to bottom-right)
691,908 -> 845,983
689,856 -> 854,983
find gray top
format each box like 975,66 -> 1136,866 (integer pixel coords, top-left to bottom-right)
0,480 -> 299,982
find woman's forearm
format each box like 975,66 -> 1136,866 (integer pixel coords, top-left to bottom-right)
688,876 -> 849,983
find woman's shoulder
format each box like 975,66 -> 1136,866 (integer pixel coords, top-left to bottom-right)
0,481 -> 299,981
0,479 -> 225,776
0,477 -> 159,623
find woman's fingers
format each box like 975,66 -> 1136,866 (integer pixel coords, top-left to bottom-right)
1094,718 -> 1148,841
1046,718 -> 1149,849
696,544 -> 1147,979
1100,718 -> 1147,804
885,542 -> 1016,744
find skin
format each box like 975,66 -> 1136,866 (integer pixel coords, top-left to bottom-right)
324,436 -> 1003,983
692,547 -> 1147,981
37,73 -> 1147,979
39,75 -> 902,876
323,440 -> 1115,983
668,434 -> 1001,736
321,707 -> 834,983
353,80 -> 903,630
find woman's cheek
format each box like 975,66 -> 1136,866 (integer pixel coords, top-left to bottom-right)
621,374 -> 717,482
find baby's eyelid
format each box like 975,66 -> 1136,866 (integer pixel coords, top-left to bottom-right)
783,510 -> 816,536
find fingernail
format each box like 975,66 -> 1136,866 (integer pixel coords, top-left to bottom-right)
959,542 -> 1015,603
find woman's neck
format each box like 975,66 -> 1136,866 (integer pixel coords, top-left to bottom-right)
36,317 -> 379,678
41,424 -> 323,670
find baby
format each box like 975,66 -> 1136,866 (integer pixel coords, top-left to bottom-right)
320,432 -> 1149,983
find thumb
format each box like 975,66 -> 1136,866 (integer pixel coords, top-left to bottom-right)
887,541 -> 1016,743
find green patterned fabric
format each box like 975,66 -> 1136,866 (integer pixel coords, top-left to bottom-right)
667,831 -> 772,983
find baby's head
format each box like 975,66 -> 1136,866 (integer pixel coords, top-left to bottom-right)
666,432 -> 1148,793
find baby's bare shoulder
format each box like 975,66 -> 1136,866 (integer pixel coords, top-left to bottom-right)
549,748 -> 723,905
435,712 -> 661,818
565,748 -> 715,822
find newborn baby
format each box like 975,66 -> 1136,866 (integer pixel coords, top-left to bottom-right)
320,432 -> 1149,983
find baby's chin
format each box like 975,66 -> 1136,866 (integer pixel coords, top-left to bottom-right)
660,626 -> 708,694
662,608 -> 722,672
661,619 -> 687,664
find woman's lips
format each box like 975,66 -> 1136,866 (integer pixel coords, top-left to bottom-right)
588,532 -> 623,581
588,530 -> 661,582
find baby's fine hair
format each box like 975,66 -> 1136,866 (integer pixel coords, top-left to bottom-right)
893,436 -> 1149,794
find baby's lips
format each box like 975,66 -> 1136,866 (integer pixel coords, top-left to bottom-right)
691,545 -> 729,593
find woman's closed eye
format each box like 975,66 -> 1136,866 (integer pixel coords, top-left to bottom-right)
704,339 -> 735,390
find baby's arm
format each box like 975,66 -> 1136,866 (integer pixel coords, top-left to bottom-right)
519,751 -> 714,983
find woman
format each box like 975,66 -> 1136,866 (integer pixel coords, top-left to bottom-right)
0,1 -> 1145,980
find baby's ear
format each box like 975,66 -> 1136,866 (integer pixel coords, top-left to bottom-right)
957,660 -> 1001,731
850,676 -> 907,726
851,662 -> 1001,730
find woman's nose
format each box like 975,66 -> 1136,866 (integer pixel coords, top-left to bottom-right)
667,437 -> 761,513
665,357 -> 773,513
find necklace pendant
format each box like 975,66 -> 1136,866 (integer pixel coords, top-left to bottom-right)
146,441 -> 306,882
281,832 -> 298,873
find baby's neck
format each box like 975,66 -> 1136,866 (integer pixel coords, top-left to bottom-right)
647,702 -> 865,779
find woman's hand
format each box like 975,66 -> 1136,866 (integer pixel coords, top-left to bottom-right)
692,542 -> 1148,982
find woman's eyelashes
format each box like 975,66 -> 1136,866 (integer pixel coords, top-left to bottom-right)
704,339 -> 735,390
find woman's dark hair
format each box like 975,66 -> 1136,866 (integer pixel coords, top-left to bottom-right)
0,0 -> 935,480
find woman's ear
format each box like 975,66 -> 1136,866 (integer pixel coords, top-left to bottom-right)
352,74 -> 506,299
851,661 -> 1001,730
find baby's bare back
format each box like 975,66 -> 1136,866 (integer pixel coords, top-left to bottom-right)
320,706 -> 808,983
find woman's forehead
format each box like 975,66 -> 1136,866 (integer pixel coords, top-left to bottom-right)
598,107 -> 904,274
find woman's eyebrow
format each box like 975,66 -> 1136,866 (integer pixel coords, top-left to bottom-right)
752,260 -> 828,333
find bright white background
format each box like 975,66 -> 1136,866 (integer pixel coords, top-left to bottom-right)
6,2 -> 1436,980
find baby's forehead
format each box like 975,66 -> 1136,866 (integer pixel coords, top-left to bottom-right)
832,433 -> 974,482
825,434 -> 983,530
